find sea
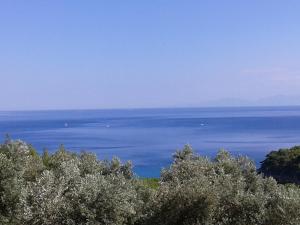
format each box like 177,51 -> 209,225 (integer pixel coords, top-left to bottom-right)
1,106 -> 300,177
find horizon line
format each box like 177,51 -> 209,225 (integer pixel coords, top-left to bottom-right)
1,104 -> 300,113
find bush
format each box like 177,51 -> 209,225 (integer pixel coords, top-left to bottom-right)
0,140 -> 147,225
260,146 -> 300,184
142,145 -> 300,225
0,140 -> 299,225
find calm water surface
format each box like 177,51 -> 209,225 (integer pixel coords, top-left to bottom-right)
1,106 -> 300,177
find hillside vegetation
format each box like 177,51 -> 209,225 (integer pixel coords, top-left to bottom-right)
0,140 -> 300,225
260,146 -> 300,184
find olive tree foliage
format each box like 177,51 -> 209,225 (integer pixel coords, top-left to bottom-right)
141,145 -> 300,225
0,140 -> 300,225
0,139 -> 44,224
0,139 -> 147,225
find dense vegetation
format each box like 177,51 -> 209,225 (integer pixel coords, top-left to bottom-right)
0,139 -> 300,225
260,146 -> 300,184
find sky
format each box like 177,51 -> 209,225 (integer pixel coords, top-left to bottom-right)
0,0 -> 300,110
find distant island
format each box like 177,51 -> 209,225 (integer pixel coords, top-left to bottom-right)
0,139 -> 299,225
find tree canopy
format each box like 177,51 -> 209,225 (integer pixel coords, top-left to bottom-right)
0,140 -> 299,225
260,146 -> 300,184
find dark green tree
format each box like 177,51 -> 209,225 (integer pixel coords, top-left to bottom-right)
260,146 -> 300,184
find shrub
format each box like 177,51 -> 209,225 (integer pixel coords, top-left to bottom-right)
142,145 -> 300,225
0,140 -> 299,225
260,146 -> 300,184
0,140 -> 147,225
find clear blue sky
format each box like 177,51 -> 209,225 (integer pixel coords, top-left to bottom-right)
1,1 -> 300,110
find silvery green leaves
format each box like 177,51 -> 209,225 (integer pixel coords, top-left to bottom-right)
0,140 -> 143,225
0,140 -> 300,225
144,146 -> 300,225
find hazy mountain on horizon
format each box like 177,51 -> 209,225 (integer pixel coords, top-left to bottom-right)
197,95 -> 300,107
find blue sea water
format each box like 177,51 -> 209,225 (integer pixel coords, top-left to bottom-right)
1,106 -> 300,177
